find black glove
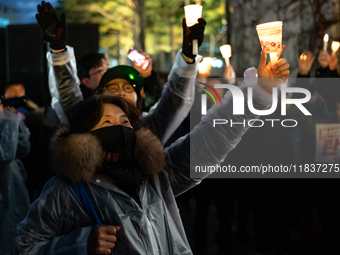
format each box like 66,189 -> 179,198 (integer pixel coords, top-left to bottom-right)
36,1 -> 67,50
182,17 -> 206,60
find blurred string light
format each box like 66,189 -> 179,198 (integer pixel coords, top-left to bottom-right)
212,58 -> 223,68
0,17 -> 9,27
218,25 -> 227,34
109,59 -> 118,67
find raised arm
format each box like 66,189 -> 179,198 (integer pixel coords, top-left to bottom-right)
164,48 -> 290,196
36,1 -> 82,124
143,18 -> 206,144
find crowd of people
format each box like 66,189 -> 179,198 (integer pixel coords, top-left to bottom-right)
0,1 -> 339,255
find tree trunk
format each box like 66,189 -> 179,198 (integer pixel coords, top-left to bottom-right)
210,33 -> 215,57
133,0 -> 146,50
225,0 -> 231,44
168,15 -> 176,64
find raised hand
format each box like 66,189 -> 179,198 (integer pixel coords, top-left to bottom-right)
299,51 -> 315,75
318,50 -> 331,69
36,1 -> 67,50
132,49 -> 152,78
258,45 -> 290,94
224,64 -> 236,85
182,18 -> 206,60
329,52 -> 338,71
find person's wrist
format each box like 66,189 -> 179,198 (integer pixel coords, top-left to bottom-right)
51,47 -> 67,53
299,69 -> 309,75
319,63 -> 329,69
329,64 -> 337,71
181,52 -> 194,64
141,71 -> 152,78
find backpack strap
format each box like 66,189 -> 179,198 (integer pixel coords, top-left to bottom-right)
72,183 -> 103,226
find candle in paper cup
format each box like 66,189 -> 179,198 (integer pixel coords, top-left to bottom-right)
323,34 -> 329,51
331,41 -> 340,53
184,4 -> 203,55
256,21 -> 283,64
220,44 -> 232,65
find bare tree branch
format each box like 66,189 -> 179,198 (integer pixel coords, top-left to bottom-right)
91,5 -> 132,27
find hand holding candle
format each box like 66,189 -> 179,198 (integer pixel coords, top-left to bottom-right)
181,17 -> 206,61
257,45 -> 290,94
184,4 -> 203,55
299,51 -> 315,75
220,44 -> 232,66
318,49 -> 331,69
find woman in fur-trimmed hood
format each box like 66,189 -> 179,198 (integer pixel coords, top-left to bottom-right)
13,95 -> 200,255
13,65 -> 275,254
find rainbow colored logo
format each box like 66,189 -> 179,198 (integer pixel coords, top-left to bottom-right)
196,82 -> 223,106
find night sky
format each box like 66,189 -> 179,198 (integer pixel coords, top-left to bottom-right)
0,0 -> 61,24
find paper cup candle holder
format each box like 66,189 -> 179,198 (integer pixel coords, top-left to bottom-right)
220,44 -> 232,66
184,4 -> 203,55
256,21 -> 283,64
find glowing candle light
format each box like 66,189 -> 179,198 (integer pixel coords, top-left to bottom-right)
331,41 -> 340,53
184,4 -> 203,55
323,34 -> 329,51
300,53 -> 307,61
220,44 -> 232,66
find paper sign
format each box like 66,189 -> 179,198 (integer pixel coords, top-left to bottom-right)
315,123 -> 340,163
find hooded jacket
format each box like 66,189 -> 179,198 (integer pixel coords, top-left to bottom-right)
47,47 -> 201,144
13,70 -> 273,255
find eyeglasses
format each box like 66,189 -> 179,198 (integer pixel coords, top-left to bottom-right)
89,68 -> 107,77
105,83 -> 136,94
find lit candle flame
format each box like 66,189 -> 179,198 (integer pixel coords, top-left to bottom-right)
300,54 -> 307,61
332,41 -> 340,52
220,45 -> 232,59
324,34 -> 329,42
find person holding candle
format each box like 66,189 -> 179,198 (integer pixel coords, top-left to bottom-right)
298,51 -> 315,77
316,49 -> 339,78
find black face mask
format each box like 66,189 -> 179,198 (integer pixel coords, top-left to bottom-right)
91,125 -> 136,166
90,125 -> 141,194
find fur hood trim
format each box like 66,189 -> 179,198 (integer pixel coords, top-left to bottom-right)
50,126 -> 165,183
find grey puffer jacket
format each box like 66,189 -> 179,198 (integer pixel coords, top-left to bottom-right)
47,47 -> 201,144
0,111 -> 30,255
13,74 -> 272,255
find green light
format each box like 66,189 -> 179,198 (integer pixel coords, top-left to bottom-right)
129,74 -> 134,80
